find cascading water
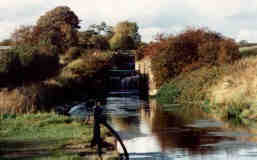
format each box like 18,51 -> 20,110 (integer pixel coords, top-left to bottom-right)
120,74 -> 140,90
108,53 -> 140,91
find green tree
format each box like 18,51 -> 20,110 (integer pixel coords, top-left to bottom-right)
109,21 -> 141,50
109,33 -> 135,50
88,22 -> 113,38
78,22 -> 112,49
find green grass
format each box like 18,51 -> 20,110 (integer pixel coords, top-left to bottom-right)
0,113 -> 91,140
239,46 -> 257,57
0,112 -> 117,160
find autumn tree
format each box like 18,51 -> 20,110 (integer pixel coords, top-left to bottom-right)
137,27 -> 240,87
34,6 -> 80,51
11,25 -> 34,45
109,21 -> 141,50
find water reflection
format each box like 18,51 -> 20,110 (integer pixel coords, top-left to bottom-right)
105,95 -> 257,160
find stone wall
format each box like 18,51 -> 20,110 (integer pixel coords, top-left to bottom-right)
135,56 -> 158,96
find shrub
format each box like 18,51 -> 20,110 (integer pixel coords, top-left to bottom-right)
0,45 -> 59,85
63,47 -> 82,62
156,83 -> 180,104
0,49 -> 19,75
64,51 -> 111,77
170,66 -> 222,104
0,82 -> 69,114
16,45 -> 59,79
137,27 -> 240,87
56,50 -> 113,88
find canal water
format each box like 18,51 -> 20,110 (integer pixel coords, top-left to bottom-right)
104,92 -> 257,160
103,53 -> 257,160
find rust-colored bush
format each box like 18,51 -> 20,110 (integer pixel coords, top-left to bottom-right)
137,27 -> 240,87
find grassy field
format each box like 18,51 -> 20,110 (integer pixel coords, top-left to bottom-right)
0,113 -> 118,160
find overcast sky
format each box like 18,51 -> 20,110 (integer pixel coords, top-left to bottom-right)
1,0 -> 257,43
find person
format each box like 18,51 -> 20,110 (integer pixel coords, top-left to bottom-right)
90,101 -> 104,158
90,100 -> 129,160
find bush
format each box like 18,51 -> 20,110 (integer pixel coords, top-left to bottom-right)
137,27 -> 240,87
63,47 -> 82,62
171,66 -> 222,104
56,50 -> 113,88
156,83 -> 180,104
0,82 -> 69,114
0,45 -> 59,85
0,49 -> 19,75
63,51 -> 111,77
16,45 -> 59,79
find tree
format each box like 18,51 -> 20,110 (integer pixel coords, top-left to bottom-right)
78,30 -> 109,49
34,6 -> 80,51
88,22 -> 113,38
109,21 -> 141,50
78,22 -> 112,49
11,25 -> 34,45
109,33 -> 135,50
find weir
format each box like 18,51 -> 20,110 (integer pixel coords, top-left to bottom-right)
107,53 -> 146,93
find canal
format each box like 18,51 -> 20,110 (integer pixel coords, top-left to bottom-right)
104,92 -> 257,160
103,53 -> 257,160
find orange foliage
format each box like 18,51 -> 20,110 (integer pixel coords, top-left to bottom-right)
136,27 -> 240,87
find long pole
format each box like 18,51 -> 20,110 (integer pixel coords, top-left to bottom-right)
101,121 -> 129,159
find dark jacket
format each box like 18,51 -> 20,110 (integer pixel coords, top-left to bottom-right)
93,106 -> 106,124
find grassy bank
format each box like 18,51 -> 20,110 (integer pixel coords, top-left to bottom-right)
0,112 -> 118,160
157,47 -> 257,125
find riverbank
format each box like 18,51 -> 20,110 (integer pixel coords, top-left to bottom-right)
0,112 -> 119,160
156,47 -> 257,125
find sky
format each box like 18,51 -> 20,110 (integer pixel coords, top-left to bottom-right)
1,0 -> 257,43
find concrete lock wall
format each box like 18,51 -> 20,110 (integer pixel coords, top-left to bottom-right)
135,56 -> 158,96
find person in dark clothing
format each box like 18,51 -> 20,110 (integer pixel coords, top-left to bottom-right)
90,101 -> 104,157
90,101 -> 129,160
